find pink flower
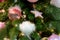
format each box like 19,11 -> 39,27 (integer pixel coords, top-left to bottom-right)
48,33 -> 60,40
0,22 -> 5,29
27,0 -> 38,3
8,5 -> 22,20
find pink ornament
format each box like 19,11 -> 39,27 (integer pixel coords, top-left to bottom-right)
0,22 -> 5,29
31,10 -> 43,18
8,5 -> 22,20
59,36 -> 60,40
0,0 -> 5,2
27,0 -> 38,3
48,33 -> 60,40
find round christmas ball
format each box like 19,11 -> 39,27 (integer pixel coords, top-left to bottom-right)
0,0 -> 7,2
50,0 -> 60,8
0,22 -> 5,29
48,33 -> 60,40
0,0 -> 4,2
27,0 -> 38,3
8,5 -> 22,20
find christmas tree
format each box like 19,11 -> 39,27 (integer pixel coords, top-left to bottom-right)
0,0 -> 60,40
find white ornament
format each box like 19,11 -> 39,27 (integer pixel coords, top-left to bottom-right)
19,21 -> 36,40
50,0 -> 60,8
14,0 -> 17,3
31,10 -> 43,18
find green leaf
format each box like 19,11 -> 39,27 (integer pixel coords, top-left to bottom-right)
6,21 -> 13,36
27,13 -> 35,21
35,18 -> 43,31
9,27 -> 19,40
18,0 -> 26,9
0,28 -> 7,40
35,3 -> 43,11
31,32 -> 41,40
0,12 -> 8,21
19,36 -> 29,40
12,19 -> 24,31
45,5 -> 60,20
49,21 -> 60,34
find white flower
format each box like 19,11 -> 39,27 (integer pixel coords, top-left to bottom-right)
50,0 -> 60,8
19,21 -> 36,39
31,10 -> 43,18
